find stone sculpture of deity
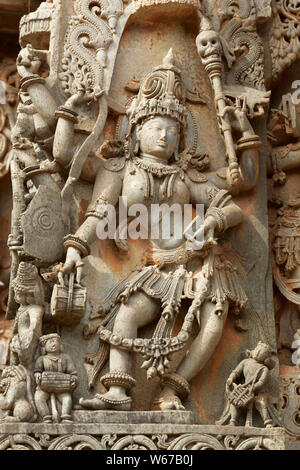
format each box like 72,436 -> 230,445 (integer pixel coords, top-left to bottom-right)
48,50 -> 261,411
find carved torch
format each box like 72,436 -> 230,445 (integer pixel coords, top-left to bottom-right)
196,19 -> 240,186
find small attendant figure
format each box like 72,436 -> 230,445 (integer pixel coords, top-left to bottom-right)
34,334 -> 78,423
217,342 -> 275,428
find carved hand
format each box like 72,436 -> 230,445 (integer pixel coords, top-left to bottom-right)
35,373 -> 42,385
16,44 -> 42,79
204,216 -> 217,242
64,87 -> 104,112
226,377 -> 233,388
222,97 -> 255,138
70,375 -> 78,388
62,247 -> 83,284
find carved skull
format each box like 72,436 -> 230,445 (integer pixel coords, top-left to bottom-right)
196,30 -> 222,66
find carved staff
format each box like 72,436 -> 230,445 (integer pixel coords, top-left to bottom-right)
196,22 -> 240,186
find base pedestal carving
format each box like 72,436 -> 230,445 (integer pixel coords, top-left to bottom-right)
0,413 -> 286,450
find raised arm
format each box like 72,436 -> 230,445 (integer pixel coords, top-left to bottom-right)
16,45 -> 58,131
208,98 -> 260,195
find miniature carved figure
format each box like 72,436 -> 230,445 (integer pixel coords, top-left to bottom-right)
10,262 -> 44,368
217,342 -> 275,428
34,334 -> 78,423
0,365 -> 36,422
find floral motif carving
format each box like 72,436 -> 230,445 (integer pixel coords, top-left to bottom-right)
270,0 -> 300,82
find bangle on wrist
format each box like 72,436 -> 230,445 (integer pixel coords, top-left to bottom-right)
20,75 -> 45,91
64,234 -> 90,257
237,135 -> 261,152
205,207 -> 228,233
55,106 -> 79,124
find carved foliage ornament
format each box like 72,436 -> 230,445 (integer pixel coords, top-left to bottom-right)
0,432 -> 285,450
0,59 -> 19,178
60,0 -> 123,97
216,0 -> 270,90
270,0 -> 300,82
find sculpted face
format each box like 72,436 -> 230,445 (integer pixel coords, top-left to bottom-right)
253,343 -> 271,362
137,116 -> 180,161
196,30 -> 222,65
45,337 -> 61,354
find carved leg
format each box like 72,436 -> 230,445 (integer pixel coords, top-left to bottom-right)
229,404 -> 239,426
254,394 -> 273,427
154,300 -> 229,410
34,389 -> 51,422
80,292 -> 160,410
245,402 -> 253,427
59,393 -> 73,422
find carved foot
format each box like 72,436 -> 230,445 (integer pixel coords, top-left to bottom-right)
79,393 -> 132,411
152,392 -> 185,411
42,415 -> 52,424
61,414 -> 73,424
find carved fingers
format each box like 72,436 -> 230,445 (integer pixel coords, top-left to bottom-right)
61,247 -> 83,284
64,88 -> 105,111
203,216 -> 217,242
221,96 -> 254,136
35,373 -> 42,385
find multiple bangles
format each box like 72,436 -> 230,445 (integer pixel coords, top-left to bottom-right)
64,234 -> 90,258
205,207 -> 228,233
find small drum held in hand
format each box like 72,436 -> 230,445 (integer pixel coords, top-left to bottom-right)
51,272 -> 86,326
40,371 -> 77,394
227,383 -> 255,408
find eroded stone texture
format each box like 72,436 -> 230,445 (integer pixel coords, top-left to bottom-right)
1,0 -> 300,451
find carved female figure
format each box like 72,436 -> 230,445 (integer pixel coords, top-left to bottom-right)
16,47 -> 260,411
59,52 -> 259,411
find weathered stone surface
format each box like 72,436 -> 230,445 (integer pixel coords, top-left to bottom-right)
0,0 -> 300,452
0,422 -> 286,450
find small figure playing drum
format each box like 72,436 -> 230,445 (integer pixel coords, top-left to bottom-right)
34,334 -> 78,423
217,342 -> 275,428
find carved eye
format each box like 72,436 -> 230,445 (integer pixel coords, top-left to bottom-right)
212,40 -> 217,45
201,40 -> 208,47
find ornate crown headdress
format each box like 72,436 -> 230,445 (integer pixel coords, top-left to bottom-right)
12,262 -> 39,294
127,49 -> 187,128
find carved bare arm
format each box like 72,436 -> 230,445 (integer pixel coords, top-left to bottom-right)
211,98 -> 260,194
52,93 -> 85,168
252,366 -> 269,392
17,306 -> 43,359
53,88 -> 102,169
268,142 -> 300,175
62,164 -> 123,281
188,181 -> 244,242
226,359 -> 247,388
16,45 -> 57,131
